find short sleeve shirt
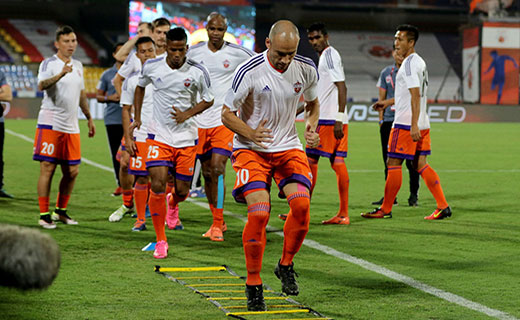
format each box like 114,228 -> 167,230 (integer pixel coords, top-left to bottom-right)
376,64 -> 398,123
317,46 -> 348,123
96,64 -> 122,125
120,71 -> 154,142
0,70 -> 7,122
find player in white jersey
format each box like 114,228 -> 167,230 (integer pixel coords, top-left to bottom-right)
362,24 -> 451,220
33,25 -> 96,229
187,13 -> 255,242
131,28 -> 214,259
222,20 -> 320,311
108,37 -> 156,231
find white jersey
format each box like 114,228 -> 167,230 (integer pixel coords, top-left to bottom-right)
187,41 -> 255,128
317,46 -> 348,124
118,51 -> 166,78
120,71 -> 154,142
224,51 -> 318,152
37,55 -> 85,133
138,56 -> 214,148
394,52 -> 430,130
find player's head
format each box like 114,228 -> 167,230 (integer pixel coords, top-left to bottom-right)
490,50 -> 498,57
152,17 -> 171,48
392,43 -> 404,66
394,24 -> 419,58
307,22 -> 328,54
206,12 -> 227,48
266,20 -> 300,72
165,28 -> 188,68
137,21 -> 152,37
112,42 -> 124,61
54,25 -> 77,59
135,36 -> 156,65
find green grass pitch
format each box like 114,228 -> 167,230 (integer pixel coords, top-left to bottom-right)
0,119 -> 519,320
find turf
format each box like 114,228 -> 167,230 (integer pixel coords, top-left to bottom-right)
0,119 -> 519,320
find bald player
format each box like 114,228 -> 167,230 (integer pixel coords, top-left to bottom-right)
187,13 -> 255,242
222,20 -> 320,311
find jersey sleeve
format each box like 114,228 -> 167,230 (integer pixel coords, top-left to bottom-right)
303,64 -> 318,102
404,57 -> 421,89
97,71 -> 108,92
328,49 -> 345,82
377,68 -> 387,90
137,63 -> 152,88
118,52 -> 138,79
120,77 -> 135,106
197,65 -> 214,103
77,61 -> 85,91
37,59 -> 55,82
225,68 -> 252,112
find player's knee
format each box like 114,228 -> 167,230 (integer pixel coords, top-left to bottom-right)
135,176 -> 148,185
211,165 -> 226,179
150,180 -> 166,194
201,166 -> 212,180
246,203 -> 270,229
288,193 -> 310,225
66,166 -> 80,179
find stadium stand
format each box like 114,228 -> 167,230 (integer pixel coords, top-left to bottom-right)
0,45 -> 13,63
0,64 -> 39,97
83,66 -> 106,96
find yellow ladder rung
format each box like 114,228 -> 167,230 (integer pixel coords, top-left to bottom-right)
221,304 -> 303,309
157,266 -> 226,272
211,297 -> 287,301
187,283 -> 243,287
176,276 -> 240,280
226,309 -> 309,316
200,290 -> 274,293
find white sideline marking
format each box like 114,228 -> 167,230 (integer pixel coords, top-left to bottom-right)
8,129 -> 519,320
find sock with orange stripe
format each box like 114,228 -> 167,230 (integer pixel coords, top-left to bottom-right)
280,191 -> 310,266
418,164 -> 449,209
243,202 -> 270,286
56,193 -> 70,210
381,166 -> 402,214
149,191 -> 167,242
134,183 -> 149,221
331,157 -> 349,216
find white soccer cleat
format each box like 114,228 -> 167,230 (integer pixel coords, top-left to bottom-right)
109,204 -> 133,222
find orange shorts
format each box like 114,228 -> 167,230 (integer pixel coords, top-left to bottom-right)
128,140 -> 149,176
388,125 -> 431,160
306,121 -> 348,158
197,125 -> 234,161
116,136 -> 126,162
230,148 -> 312,203
33,125 -> 81,165
145,138 -> 196,182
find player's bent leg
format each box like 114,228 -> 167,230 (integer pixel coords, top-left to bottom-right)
133,175 -> 149,232
109,152 -> 134,222
38,161 -> 57,229
148,166 -> 169,258
165,174 -> 182,230
166,178 -> 190,231
415,155 -> 451,220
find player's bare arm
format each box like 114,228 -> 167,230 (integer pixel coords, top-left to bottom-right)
121,104 -> 137,156
113,73 -> 125,96
129,85 -> 145,135
0,84 -> 12,102
79,90 -> 95,138
96,89 -> 120,103
334,81 -> 347,139
372,97 -> 395,111
409,87 -> 421,141
304,97 -> 320,148
170,99 -> 214,124
222,105 -> 273,149
377,87 -> 387,124
38,62 -> 72,91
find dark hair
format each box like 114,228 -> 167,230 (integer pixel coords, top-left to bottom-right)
55,25 -> 74,41
307,22 -> 327,36
166,28 -> 187,42
396,24 -> 419,44
152,17 -> 171,31
135,36 -> 155,49
112,42 -> 124,54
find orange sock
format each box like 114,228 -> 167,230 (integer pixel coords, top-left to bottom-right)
38,196 -> 49,214
122,189 -> 133,208
243,202 -> 270,285
308,157 -> 318,195
381,166 -> 402,213
149,191 -> 167,242
281,191 -> 310,266
167,182 -> 175,195
56,193 -> 70,210
418,164 -> 449,209
134,183 -> 149,221
167,191 -> 188,208
331,157 -> 349,216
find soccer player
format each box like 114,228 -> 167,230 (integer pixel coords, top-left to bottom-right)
0,68 -> 13,198
483,50 -> 519,104
96,42 -> 124,196
34,25 -> 96,229
362,24 -> 451,220
187,12 -> 255,241
372,45 -> 420,207
222,20 -> 320,311
117,36 -> 156,232
131,28 -> 213,258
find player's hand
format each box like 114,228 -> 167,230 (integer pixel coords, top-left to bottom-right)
87,119 -> 96,138
61,62 -> 73,76
305,124 -> 320,148
171,106 -> 189,124
333,121 -> 344,140
371,101 -> 387,111
126,138 -> 137,157
411,125 -> 421,142
108,93 -> 120,102
251,119 -> 273,149
129,120 -> 141,136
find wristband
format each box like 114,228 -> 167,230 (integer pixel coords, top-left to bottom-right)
379,120 -> 383,125
104,96 -> 108,102
335,112 -> 344,123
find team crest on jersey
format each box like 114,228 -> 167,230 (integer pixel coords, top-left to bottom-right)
293,81 -> 303,94
223,59 -> 230,68
184,78 -> 192,87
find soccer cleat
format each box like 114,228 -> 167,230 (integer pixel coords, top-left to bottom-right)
245,284 -> 267,311
278,213 -> 288,221
112,186 -> 123,196
52,209 -> 78,225
132,205 -> 152,219
173,218 -> 184,231
189,186 -> 206,198
39,218 -> 57,229
371,197 -> 398,206
109,204 -> 133,222
222,221 -> 227,232
153,240 -> 168,259
132,220 -> 147,232
166,193 -> 181,230
202,224 -> 224,241
274,260 -> 299,296
322,215 -> 350,225
361,208 -> 392,219
424,206 -> 452,220
0,189 -> 14,198
408,194 -> 418,207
